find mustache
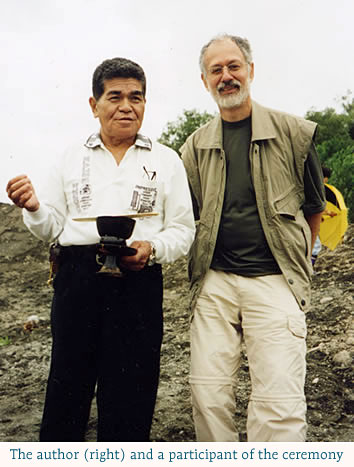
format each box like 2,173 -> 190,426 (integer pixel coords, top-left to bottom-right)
217,79 -> 241,92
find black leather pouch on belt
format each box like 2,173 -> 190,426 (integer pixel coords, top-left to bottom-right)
47,242 -> 62,286
47,244 -> 100,285
47,244 -> 115,285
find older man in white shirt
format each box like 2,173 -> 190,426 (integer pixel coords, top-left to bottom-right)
7,57 -> 195,442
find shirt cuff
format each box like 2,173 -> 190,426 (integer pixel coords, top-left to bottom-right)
23,205 -> 48,223
150,238 -> 164,263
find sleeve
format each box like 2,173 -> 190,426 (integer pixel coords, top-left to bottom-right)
302,142 -> 326,216
22,155 -> 68,242
150,154 -> 196,264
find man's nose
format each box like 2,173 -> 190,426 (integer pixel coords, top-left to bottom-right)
221,66 -> 234,81
118,98 -> 132,112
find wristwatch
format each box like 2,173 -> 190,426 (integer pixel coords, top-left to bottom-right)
147,241 -> 156,266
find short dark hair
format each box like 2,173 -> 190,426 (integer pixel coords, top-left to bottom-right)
322,166 -> 332,179
92,57 -> 146,100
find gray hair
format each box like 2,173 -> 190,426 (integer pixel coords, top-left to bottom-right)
199,34 -> 253,74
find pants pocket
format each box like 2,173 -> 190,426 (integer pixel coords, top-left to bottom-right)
287,314 -> 307,339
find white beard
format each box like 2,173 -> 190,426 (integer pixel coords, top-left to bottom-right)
211,77 -> 251,109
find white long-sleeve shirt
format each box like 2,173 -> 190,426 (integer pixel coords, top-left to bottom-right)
23,133 -> 195,264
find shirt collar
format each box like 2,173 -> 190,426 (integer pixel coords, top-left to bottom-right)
84,133 -> 152,150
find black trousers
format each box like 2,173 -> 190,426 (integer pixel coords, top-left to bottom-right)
40,250 -> 163,441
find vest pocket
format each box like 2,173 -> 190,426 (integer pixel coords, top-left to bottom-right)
274,185 -> 302,220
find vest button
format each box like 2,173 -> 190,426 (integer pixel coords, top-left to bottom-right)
301,299 -> 306,306
288,279 -> 294,285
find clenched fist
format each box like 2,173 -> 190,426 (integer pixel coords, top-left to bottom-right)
6,175 -> 40,212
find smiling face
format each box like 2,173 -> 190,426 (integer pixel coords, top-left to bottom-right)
89,77 -> 145,144
201,39 -> 254,112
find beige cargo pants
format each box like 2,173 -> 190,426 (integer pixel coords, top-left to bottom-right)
190,269 -> 307,442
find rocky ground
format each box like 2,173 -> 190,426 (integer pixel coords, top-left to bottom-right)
0,202 -> 353,442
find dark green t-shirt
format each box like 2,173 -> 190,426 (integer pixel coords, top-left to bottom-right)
211,117 -> 326,276
211,117 -> 281,275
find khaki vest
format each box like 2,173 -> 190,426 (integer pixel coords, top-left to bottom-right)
181,101 -> 317,312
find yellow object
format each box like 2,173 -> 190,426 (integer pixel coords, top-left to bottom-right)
319,183 -> 348,250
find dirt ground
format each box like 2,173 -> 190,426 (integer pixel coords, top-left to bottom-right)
0,202 -> 353,442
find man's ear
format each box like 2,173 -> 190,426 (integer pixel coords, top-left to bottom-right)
249,62 -> 255,82
89,97 -> 98,118
201,73 -> 210,92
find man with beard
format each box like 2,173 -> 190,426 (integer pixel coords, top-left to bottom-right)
181,34 -> 326,442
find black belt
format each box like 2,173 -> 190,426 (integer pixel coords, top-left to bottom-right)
47,244 -> 100,284
59,244 -> 99,262
57,244 -> 162,273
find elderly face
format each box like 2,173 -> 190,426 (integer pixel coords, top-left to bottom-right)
89,77 -> 145,142
201,39 -> 254,109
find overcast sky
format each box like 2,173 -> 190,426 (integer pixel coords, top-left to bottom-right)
1,0 -> 353,202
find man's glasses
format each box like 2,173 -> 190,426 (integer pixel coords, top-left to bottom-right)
208,63 -> 246,76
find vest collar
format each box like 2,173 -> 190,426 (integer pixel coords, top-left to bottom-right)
195,100 -> 277,149
250,101 -> 277,142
